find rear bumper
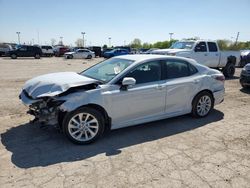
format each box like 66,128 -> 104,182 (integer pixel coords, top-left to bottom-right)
213,88 -> 225,105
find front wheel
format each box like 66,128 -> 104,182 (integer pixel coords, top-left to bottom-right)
87,55 -> 92,59
67,55 -> 73,59
62,107 -> 105,144
192,91 -> 214,118
34,54 -> 41,59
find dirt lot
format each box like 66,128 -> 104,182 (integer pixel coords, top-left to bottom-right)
0,57 -> 250,188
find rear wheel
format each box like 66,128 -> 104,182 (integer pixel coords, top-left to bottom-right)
192,91 -> 214,118
87,55 -> 92,59
11,54 -> 17,59
62,107 -> 105,144
223,62 -> 235,78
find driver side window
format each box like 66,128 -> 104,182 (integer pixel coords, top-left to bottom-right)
124,61 -> 161,84
19,46 -> 27,51
195,42 -> 207,52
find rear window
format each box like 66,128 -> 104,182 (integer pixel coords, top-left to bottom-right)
207,42 -> 218,52
164,60 -> 198,79
41,46 -> 52,49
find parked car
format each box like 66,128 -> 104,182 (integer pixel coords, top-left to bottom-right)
64,49 -> 95,59
240,63 -> 250,88
239,50 -> 250,67
115,46 -> 131,53
87,46 -> 102,57
54,47 -> 70,57
103,48 -> 129,58
0,43 -> 13,56
19,55 -> 225,144
6,45 -> 42,59
151,40 -> 241,78
142,48 -> 159,54
41,45 -> 54,57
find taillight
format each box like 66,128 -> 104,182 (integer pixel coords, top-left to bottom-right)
212,75 -> 225,82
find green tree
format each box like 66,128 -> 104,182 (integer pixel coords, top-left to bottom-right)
142,42 -> 152,49
130,38 -> 142,48
103,44 -> 108,49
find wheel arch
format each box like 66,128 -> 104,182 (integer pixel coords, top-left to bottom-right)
227,55 -> 236,65
58,103 -> 111,130
192,89 -> 214,106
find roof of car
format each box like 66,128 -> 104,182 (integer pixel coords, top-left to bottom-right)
113,54 -> 194,62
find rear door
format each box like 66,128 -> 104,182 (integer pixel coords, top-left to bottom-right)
207,42 -> 220,67
18,46 -> 28,57
162,59 -> 200,114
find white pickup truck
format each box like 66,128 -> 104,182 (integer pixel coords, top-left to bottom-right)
152,40 -> 240,77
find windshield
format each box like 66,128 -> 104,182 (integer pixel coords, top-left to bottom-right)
81,58 -> 134,82
170,42 -> 194,49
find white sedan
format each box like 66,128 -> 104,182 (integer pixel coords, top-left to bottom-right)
20,55 -> 225,144
64,49 -> 95,59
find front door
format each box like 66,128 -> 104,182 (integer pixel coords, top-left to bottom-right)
105,60 -> 166,128
192,41 -> 209,66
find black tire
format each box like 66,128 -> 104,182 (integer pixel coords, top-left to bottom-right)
87,55 -> 92,59
67,55 -> 73,59
191,91 -> 214,118
11,54 -> 17,59
34,54 -> 41,59
223,62 -> 235,78
62,107 -> 105,144
240,83 -> 249,89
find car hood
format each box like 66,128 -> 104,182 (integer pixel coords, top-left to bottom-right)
23,72 -> 97,99
152,48 -> 190,54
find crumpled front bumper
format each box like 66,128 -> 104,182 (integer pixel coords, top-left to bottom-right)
19,90 -> 61,125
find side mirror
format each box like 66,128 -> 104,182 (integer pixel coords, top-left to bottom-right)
122,77 -> 136,86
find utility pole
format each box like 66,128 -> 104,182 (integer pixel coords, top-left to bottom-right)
16,32 -> 21,44
235,32 -> 240,45
37,30 -> 40,45
108,37 -> 111,47
81,32 -> 86,47
124,40 -> 126,46
60,36 -> 63,45
169,32 -> 174,41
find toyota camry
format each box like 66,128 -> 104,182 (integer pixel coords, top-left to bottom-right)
20,55 -> 225,144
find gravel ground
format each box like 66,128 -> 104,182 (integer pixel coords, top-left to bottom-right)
0,56 -> 250,188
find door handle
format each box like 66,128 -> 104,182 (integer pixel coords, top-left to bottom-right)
156,85 -> 165,90
204,54 -> 208,56
193,79 -> 200,84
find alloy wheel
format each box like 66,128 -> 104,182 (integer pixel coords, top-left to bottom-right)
68,113 -> 99,142
196,95 -> 212,116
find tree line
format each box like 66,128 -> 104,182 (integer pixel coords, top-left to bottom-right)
129,38 -> 250,51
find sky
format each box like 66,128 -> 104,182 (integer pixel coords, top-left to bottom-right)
0,0 -> 249,46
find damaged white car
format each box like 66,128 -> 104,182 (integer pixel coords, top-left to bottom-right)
20,55 -> 225,144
